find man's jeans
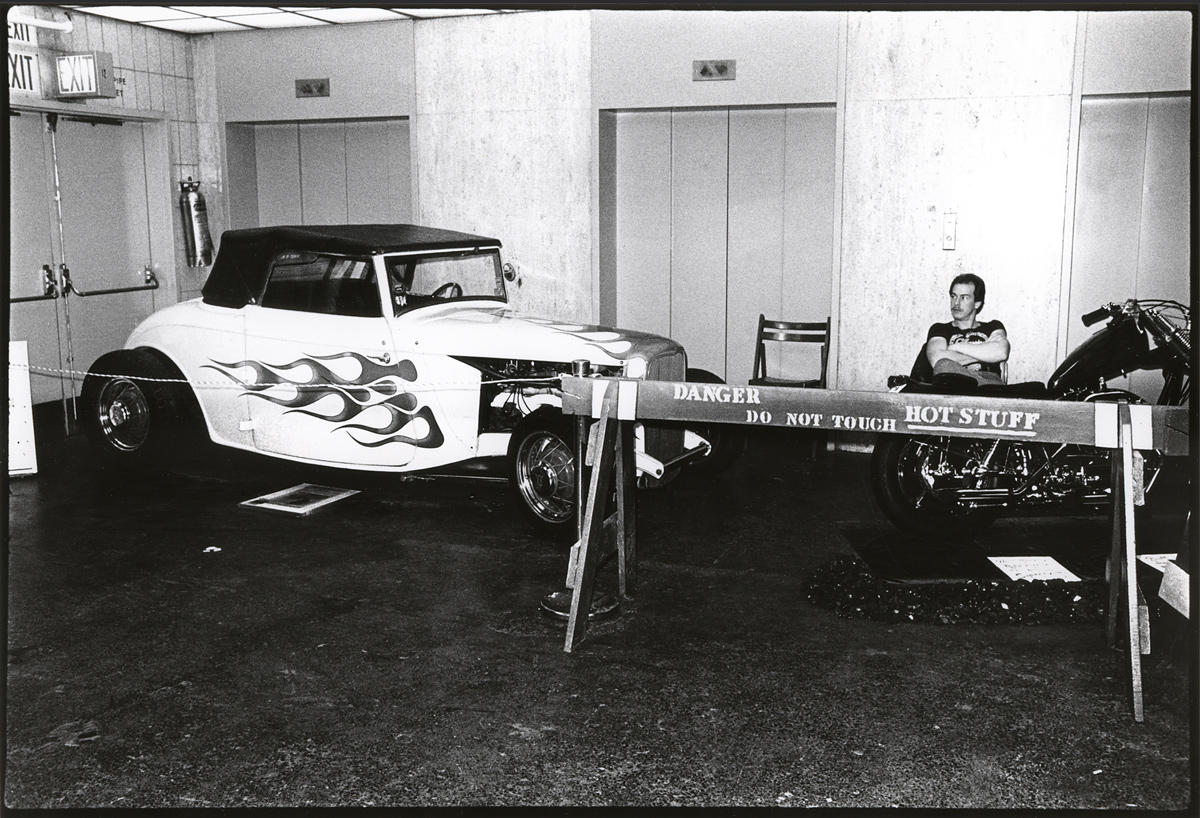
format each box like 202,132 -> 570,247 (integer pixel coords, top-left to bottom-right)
933,358 -> 1004,386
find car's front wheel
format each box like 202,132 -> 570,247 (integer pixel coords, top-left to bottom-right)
509,409 -> 577,537
80,349 -> 183,469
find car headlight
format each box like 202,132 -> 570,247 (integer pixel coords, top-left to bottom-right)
624,356 -> 648,379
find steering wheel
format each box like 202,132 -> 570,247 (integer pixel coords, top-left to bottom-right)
431,282 -> 462,299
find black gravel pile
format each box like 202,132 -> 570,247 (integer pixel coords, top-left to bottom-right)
803,557 -> 1107,625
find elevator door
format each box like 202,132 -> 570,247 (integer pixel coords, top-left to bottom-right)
8,112 -> 159,407
1069,95 -> 1190,402
609,106 -> 837,384
227,118 -> 412,229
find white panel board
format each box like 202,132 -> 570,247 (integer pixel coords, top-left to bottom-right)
8,342 -> 38,476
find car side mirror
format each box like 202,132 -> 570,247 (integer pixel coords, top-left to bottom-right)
502,262 -> 517,282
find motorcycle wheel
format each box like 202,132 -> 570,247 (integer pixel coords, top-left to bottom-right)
870,433 -> 999,539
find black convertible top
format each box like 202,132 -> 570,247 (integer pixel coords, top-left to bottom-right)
201,224 -> 501,308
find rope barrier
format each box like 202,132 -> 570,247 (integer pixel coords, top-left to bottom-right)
10,362 -> 564,393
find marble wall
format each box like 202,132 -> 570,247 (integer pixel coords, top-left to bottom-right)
838,11 -> 1079,390
591,10 -> 840,108
412,11 -> 594,319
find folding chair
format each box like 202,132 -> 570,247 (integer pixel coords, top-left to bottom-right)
749,315 -> 830,389
749,315 -> 831,457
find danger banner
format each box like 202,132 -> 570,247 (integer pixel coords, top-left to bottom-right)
559,377 -> 1190,454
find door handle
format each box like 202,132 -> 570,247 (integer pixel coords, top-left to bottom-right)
61,264 -> 159,297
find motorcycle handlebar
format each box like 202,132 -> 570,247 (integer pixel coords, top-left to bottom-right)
1081,306 -> 1112,326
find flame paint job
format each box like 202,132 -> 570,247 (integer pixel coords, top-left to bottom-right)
205,352 -> 445,449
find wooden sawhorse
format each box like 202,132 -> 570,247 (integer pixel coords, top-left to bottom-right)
563,382 -> 637,652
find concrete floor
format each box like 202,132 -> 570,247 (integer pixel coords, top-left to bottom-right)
5,424 -> 1196,809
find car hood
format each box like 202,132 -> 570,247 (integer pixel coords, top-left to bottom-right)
396,303 -> 682,366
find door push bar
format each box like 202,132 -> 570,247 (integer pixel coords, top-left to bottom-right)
61,264 -> 159,297
9,265 -> 61,303
10,264 -> 160,302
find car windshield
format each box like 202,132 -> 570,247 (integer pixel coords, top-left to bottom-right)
383,249 -> 506,311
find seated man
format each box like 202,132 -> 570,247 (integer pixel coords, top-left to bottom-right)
924,273 -> 1009,386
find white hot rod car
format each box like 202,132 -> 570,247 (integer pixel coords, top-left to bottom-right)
81,225 -> 738,532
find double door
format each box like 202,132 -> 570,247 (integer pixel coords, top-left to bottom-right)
9,111 -> 162,410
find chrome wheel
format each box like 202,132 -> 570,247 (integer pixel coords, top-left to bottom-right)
514,427 -> 575,525
98,377 -> 152,452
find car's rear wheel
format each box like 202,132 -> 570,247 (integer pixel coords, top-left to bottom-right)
509,409 -> 577,537
81,350 -> 183,469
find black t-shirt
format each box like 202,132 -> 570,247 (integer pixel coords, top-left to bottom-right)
925,319 -> 1006,376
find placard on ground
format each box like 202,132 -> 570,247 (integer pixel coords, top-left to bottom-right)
240,484 -> 360,516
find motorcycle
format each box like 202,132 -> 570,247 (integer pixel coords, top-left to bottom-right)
871,299 -> 1191,537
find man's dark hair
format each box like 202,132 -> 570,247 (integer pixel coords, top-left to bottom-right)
950,273 -> 986,307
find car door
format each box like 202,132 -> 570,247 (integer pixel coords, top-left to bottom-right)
234,251 -> 475,471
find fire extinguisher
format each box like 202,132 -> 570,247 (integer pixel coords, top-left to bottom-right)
179,177 -> 214,267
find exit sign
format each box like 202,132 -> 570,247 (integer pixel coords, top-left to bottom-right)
55,51 -> 117,98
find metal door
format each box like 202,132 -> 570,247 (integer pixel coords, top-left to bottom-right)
8,112 -> 161,425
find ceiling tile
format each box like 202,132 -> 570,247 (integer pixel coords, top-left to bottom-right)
390,8 -> 501,18
67,5 -> 197,23
142,17 -> 256,33
300,8 -> 409,24
216,12 -> 330,29
169,6 -> 288,17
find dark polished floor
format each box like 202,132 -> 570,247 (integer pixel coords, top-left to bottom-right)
5,424 -> 1196,809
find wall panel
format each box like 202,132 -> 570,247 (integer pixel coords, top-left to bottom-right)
782,106 -> 837,327
670,109 -> 729,377
592,10 -> 839,109
1082,10 -> 1193,95
840,12 -> 1076,390
726,108 -> 786,385
299,122 -> 348,225
214,22 -> 414,122
1070,95 -> 1191,402
254,124 -> 302,226
225,123 -> 259,230
1067,98 -> 1148,355
613,110 -> 672,339
414,11 -> 592,320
